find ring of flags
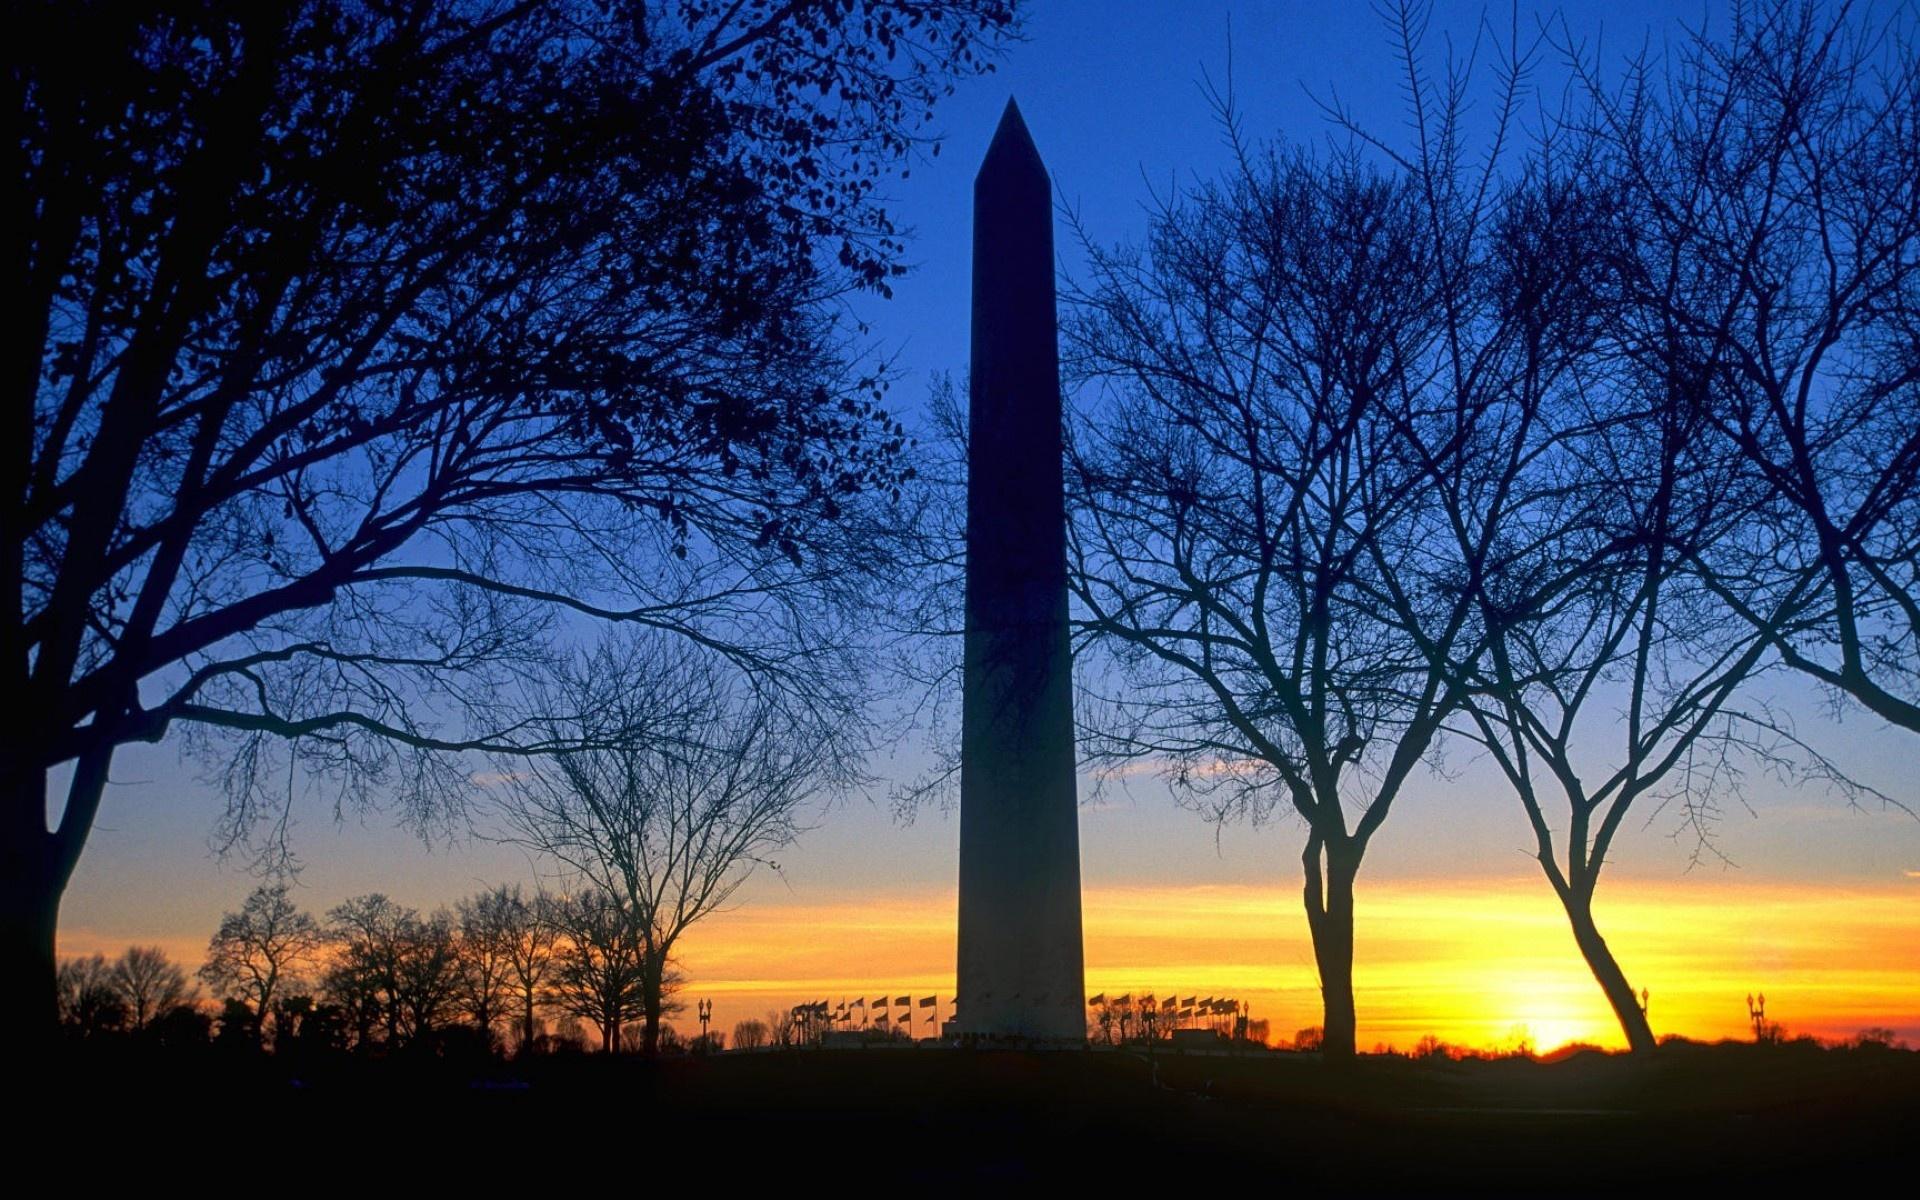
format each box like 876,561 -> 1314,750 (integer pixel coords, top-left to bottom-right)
791,994 -> 949,1035
780,989 -> 1248,1041
1085,992 -> 1249,1037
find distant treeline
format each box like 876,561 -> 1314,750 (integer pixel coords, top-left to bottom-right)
60,878 -> 1913,1060
58,881 -> 715,1058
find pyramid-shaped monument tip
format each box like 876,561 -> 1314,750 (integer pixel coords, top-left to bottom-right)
978,96 -> 1045,183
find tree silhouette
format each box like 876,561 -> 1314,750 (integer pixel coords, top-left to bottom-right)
496,630 -> 834,1054
392,907 -> 461,1045
482,884 -> 560,1055
1568,2 -> 1920,738
6,0 -> 1017,1036
55,953 -> 127,1037
1064,60 -> 1527,1058
544,888 -> 648,1054
108,945 -> 195,1031
213,997 -> 260,1051
765,1006 -> 804,1048
323,893 -> 457,1048
1441,326 -> 1765,1052
198,881 -> 325,1044
452,886 -> 521,1047
145,998 -> 213,1048
1421,2 -> 1915,1055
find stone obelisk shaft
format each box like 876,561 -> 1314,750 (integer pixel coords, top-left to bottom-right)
956,100 -> 1086,1043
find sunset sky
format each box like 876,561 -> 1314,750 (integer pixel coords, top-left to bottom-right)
56,0 -> 1920,1051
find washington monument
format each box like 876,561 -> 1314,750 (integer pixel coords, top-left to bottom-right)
955,99 -> 1087,1042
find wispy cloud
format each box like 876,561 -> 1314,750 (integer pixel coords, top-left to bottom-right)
1093,755 -> 1269,783
469,769 -> 528,787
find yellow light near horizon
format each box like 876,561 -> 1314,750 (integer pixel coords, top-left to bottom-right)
1516,1018 -> 1587,1053
661,876 -> 1920,1052
59,875 -> 1920,1053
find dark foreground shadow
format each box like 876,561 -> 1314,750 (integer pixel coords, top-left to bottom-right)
34,1041 -> 1918,1190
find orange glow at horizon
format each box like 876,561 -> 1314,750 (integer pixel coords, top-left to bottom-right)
670,876 -> 1920,1051
57,876 -> 1919,1052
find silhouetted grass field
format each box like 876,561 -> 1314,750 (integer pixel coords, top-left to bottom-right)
45,1041 -> 1916,1189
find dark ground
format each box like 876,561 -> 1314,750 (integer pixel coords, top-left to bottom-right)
39,1042 -> 1917,1190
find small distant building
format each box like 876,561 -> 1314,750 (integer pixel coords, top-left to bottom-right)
1168,1028 -> 1227,1051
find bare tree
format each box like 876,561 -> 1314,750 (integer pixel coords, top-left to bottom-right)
6,0 -> 1018,1036
392,907 -> 461,1044
764,1006 -> 803,1049
496,630 -> 839,1055
1436,0 -> 1920,1054
731,1018 -> 770,1051
489,885 -> 560,1055
452,886 -> 521,1047
1441,153 -> 1905,1051
321,895 -> 406,1048
323,893 -> 457,1048
1439,273 -> 1772,1052
1307,1 -> 1915,1056
544,889 -> 647,1054
1062,14 -> 1549,1056
1567,2 -> 1920,735
197,880 -> 325,1043
55,953 -> 126,1037
108,945 -> 194,1031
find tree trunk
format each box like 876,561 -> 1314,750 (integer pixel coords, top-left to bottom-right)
252,979 -> 274,1047
0,841 -> 61,1047
642,999 -> 662,1057
1303,838 -> 1360,1064
3,757 -> 70,1054
522,992 -> 537,1054
1564,889 -> 1656,1054
641,951 -> 666,1056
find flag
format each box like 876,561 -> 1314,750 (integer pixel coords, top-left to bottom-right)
1088,994 -> 1107,1006
896,996 -> 910,1007
1183,997 -> 1197,1007
1115,994 -> 1130,1005
852,998 -> 865,1008
875,996 -> 888,1008
919,996 -> 936,1007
